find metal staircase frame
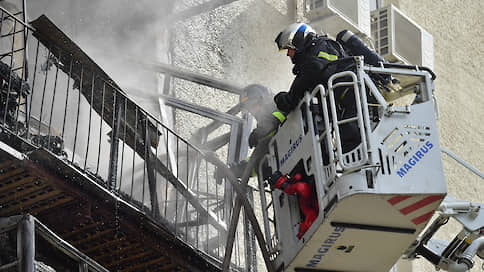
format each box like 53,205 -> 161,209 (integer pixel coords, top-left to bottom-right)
0,7 -> 274,271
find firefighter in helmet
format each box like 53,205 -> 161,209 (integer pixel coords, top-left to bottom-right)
274,22 -> 361,153
240,84 -> 286,148
225,84 -> 286,178
274,23 -> 347,112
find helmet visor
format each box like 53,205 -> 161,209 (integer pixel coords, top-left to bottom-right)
275,32 -> 284,50
275,23 -> 315,51
275,31 -> 294,51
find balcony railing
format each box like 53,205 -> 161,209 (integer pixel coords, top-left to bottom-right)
0,8 -> 263,271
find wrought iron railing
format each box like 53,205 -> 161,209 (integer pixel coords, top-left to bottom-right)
0,8 -> 259,271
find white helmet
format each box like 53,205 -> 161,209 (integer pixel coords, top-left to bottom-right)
275,23 -> 315,51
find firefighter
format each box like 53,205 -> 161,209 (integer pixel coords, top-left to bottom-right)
273,23 -> 348,112
274,22 -> 361,153
269,170 -> 319,239
240,84 -> 286,148
224,84 -> 286,178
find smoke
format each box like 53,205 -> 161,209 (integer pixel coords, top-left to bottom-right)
27,0 -> 176,117
19,1 -> 181,204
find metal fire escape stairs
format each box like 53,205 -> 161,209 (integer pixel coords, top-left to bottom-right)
0,7 -> 270,272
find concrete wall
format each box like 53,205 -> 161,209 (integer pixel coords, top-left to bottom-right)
394,1 -> 484,271
170,0 -> 296,141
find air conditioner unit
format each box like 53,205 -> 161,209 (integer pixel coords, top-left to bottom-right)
371,4 -> 434,70
303,0 -> 371,38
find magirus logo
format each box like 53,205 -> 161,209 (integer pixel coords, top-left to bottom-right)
280,134 -> 303,167
397,141 -> 434,178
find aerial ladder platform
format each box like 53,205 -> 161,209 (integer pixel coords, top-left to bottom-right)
251,57 -> 484,272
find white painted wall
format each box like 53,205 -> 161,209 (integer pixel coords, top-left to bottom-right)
395,1 -> 484,271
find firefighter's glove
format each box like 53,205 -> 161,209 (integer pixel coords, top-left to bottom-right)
268,170 -> 283,190
274,91 -> 295,113
229,160 -> 248,178
248,129 -> 260,148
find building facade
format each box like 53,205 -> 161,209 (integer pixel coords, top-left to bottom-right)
395,1 -> 484,271
19,0 -> 483,271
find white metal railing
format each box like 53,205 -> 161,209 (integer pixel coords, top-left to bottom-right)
327,70 -> 369,169
255,56 -> 448,271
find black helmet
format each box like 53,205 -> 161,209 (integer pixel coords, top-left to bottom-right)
275,23 -> 315,51
240,84 -> 271,109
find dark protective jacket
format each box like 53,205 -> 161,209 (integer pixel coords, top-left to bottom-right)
275,33 -> 364,153
249,99 -> 286,146
226,98 -> 285,179
275,33 -> 347,113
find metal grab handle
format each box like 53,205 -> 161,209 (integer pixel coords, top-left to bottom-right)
327,71 -> 369,169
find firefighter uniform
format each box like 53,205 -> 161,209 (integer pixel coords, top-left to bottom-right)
274,24 -> 361,154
